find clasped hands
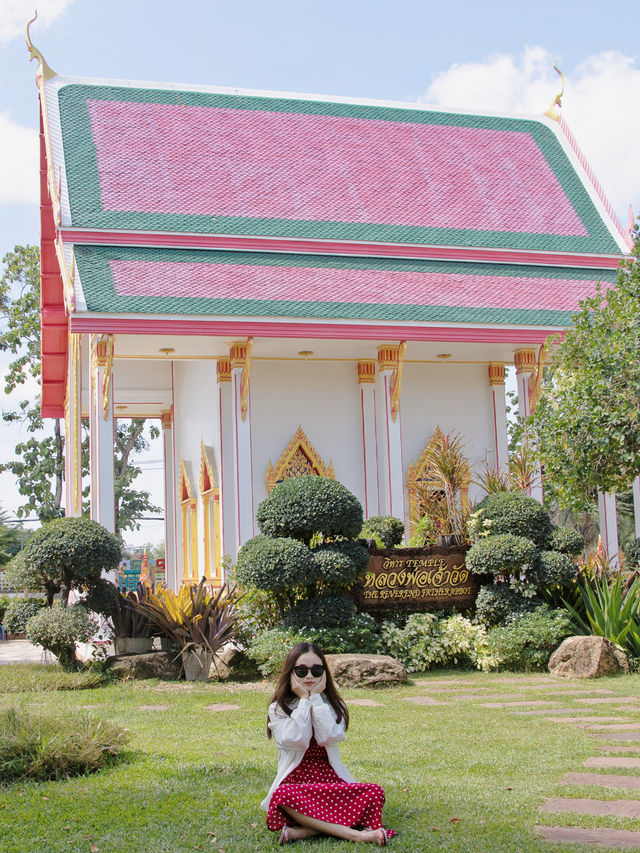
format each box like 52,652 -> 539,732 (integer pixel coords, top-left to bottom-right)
291,671 -> 326,699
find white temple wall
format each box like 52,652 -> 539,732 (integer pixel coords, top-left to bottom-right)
401,362 -> 494,508
172,360 -> 219,583
250,360 -> 365,514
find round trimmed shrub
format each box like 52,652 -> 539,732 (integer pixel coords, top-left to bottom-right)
474,583 -> 537,628
4,598 -> 45,634
235,535 -> 319,591
625,538 -> 640,570
283,595 -> 356,630
530,550 -> 577,588
313,540 -> 370,587
26,604 -> 95,671
256,477 -> 363,543
549,526 -> 585,556
475,492 -> 553,549
360,516 -> 404,547
302,613 -> 380,654
466,534 -> 537,577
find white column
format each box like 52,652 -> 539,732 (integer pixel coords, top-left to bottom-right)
487,363 -> 509,473
358,360 -> 379,517
513,349 -> 543,503
633,476 -> 640,540
89,335 -> 115,534
375,346 -> 405,523
160,408 -> 177,590
598,491 -> 620,568
64,332 -> 82,517
230,342 -> 254,549
216,358 -> 236,568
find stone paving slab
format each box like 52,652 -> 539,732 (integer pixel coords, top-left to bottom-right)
456,692 -> 527,701
138,705 -> 171,711
480,700 -> 560,708
542,797 -> 640,818
561,772 -> 640,789
594,733 -> 640,742
511,707 -> 612,716
598,746 -> 640,754
348,699 -> 383,707
586,757 -> 640,769
536,824 -> 640,847
523,688 -> 615,696
547,716 -> 627,725
413,679 -> 469,687
578,697 -> 640,705
401,696 -> 448,706
205,703 -> 240,712
588,723 -> 640,732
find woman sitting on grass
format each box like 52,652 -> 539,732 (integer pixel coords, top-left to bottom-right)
261,642 -> 395,846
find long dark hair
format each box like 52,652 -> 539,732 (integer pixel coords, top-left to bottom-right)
267,642 -> 348,738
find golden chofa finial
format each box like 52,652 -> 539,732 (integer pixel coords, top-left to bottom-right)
26,11 -> 56,81
544,60 -> 564,121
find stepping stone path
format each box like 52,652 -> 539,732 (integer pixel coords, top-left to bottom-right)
348,699 -> 383,707
401,695 -> 447,706
205,703 -> 240,712
542,798 -> 640,818
561,771 -> 640,789
138,704 -> 171,711
536,826 -> 640,848
586,757 -> 640,769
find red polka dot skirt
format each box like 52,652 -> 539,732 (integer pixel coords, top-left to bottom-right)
267,737 -> 395,837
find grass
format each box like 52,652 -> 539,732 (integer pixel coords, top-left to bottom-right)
0,666 -> 639,851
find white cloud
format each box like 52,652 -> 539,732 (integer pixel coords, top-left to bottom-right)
0,113 -> 38,204
421,47 -> 640,226
0,0 -> 74,46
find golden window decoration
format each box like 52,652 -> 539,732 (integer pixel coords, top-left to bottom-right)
178,456 -> 198,583
200,441 -> 222,585
266,426 -> 335,493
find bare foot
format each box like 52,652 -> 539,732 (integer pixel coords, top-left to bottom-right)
280,826 -> 318,844
360,828 -> 388,846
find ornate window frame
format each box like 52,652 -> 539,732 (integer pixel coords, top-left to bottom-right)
266,426 -> 335,493
200,440 -> 221,584
178,455 -> 198,583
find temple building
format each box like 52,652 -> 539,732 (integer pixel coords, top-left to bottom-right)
30,34 -> 634,588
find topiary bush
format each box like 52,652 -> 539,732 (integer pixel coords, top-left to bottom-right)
256,476 -> 363,544
530,550 -> 578,588
360,516 -> 404,548
283,595 -> 356,630
312,540 -> 370,590
25,604 -> 96,671
7,517 -> 122,605
625,538 -> 640,570
474,492 -> 553,549
302,613 -> 381,654
487,605 -> 573,671
245,627 -> 306,677
466,534 -> 537,577
550,526 -> 585,556
0,594 -> 11,624
474,583 -> 537,628
4,598 -> 45,635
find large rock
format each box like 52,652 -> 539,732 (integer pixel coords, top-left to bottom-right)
105,651 -> 181,681
325,653 -> 407,688
209,645 -> 261,681
549,636 -> 629,679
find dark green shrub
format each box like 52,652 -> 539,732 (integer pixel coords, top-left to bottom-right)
0,594 -> 13,624
283,595 -> 356,630
313,540 -> 370,588
25,605 -> 95,671
550,526 -> 585,556
0,707 -> 129,784
488,605 -> 572,671
625,538 -> 640,570
360,516 -> 404,547
530,550 -> 577,588
256,476 -> 363,544
303,613 -> 380,654
467,534 -> 537,577
236,535 -> 318,591
4,598 -> 45,634
475,492 -> 553,549
474,584 -> 537,628
6,518 -> 121,605
246,627 -> 306,677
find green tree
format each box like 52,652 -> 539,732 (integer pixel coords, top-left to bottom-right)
0,504 -> 22,568
531,230 -> 640,510
0,245 -> 161,534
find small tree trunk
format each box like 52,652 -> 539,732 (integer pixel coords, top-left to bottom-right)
53,418 -> 64,513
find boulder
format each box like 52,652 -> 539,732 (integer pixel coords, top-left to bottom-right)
325,653 -> 407,688
549,636 -> 629,679
209,645 -> 260,681
105,651 -> 181,681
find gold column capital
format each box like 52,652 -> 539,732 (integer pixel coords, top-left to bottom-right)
216,358 -> 231,383
357,360 -> 376,384
160,408 -> 173,430
377,345 -> 398,372
514,349 -> 537,374
488,362 -> 506,386
229,342 -> 247,369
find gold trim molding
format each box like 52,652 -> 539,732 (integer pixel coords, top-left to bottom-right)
266,426 -> 335,494
514,349 -> 537,374
216,358 -> 231,383
357,360 -> 376,384
488,363 -> 505,386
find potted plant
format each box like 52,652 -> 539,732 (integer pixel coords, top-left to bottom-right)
136,580 -> 240,681
85,579 -> 154,654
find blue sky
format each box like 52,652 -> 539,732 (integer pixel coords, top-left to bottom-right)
1,0 -> 639,544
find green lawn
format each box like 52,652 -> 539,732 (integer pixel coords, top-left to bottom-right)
1,667 -> 640,852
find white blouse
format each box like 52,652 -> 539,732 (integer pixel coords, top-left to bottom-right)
260,693 -> 356,811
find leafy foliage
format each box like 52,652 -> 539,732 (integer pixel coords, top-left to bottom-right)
0,707 -> 129,784
530,550 -> 577,588
532,231 -> 640,507
487,605 -> 572,671
473,491 -> 553,549
256,476 -> 363,544
300,613 -> 381,654
84,579 -> 153,638
245,627 -> 306,677
359,516 -> 404,547
4,598 -> 45,634
25,605 -> 96,671
312,539 -> 369,589
466,534 -> 537,577
624,538 -> 640,570
282,595 -> 356,630
413,430 -> 471,544
0,594 -> 11,624
7,517 -> 121,605
549,526 -> 585,556
564,573 -> 640,657
474,583 -> 537,628
235,535 -> 319,606
380,612 -> 498,672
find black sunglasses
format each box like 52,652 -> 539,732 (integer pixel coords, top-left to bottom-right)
293,664 -> 325,678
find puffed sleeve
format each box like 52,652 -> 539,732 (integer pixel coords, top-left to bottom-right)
310,694 -> 346,746
268,699 -> 313,749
